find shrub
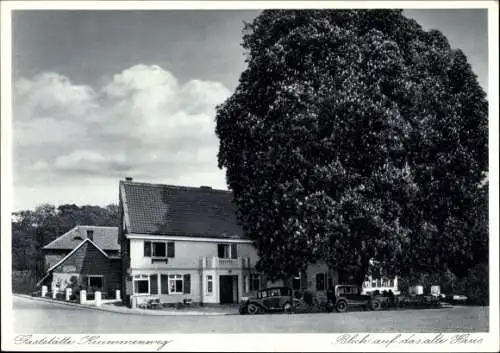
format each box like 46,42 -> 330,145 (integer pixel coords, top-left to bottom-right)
12,270 -> 37,295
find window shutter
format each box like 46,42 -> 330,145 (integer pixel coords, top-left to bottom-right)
183,274 -> 191,294
231,243 -> 238,259
150,274 -> 158,294
167,242 -> 175,258
160,275 -> 169,294
144,241 -> 151,257
217,244 -> 225,258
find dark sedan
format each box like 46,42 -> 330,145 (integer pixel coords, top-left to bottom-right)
239,287 -> 294,314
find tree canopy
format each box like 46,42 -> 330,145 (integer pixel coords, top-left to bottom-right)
215,9 -> 488,284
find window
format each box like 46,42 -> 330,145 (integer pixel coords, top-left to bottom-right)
144,241 -> 175,258
270,288 -> 281,296
153,243 -> 166,257
207,275 -> 213,295
167,274 -> 190,294
169,275 -> 183,294
88,276 -> 103,290
316,273 -> 326,291
217,243 -> 237,259
249,274 -> 260,291
133,275 -> 149,294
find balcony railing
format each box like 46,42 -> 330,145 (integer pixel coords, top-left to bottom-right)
200,256 -> 251,269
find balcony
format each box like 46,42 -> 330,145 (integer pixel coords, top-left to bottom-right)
200,256 -> 251,269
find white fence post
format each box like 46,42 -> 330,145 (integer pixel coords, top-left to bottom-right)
95,291 -> 102,306
52,289 -> 57,299
65,288 -> 72,301
80,290 -> 87,304
41,285 -> 48,297
115,289 -> 121,301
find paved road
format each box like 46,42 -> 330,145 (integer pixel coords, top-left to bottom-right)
12,296 -> 488,333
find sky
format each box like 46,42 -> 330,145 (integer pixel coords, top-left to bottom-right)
10,8 -> 489,211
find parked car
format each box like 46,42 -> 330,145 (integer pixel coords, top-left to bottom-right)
330,284 -> 382,313
239,287 -> 294,314
441,293 -> 468,305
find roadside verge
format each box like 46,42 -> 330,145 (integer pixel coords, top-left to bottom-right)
13,294 -> 236,316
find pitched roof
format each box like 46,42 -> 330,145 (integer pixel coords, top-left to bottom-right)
46,238 -> 110,273
120,180 -> 245,239
42,225 -> 119,251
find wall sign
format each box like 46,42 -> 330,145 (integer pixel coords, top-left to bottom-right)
62,265 -> 77,273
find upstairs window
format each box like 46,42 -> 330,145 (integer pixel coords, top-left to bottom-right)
217,243 -> 238,259
144,241 -> 175,258
153,242 -> 166,257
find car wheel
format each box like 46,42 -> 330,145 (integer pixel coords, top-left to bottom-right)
283,302 -> 292,313
370,299 -> 381,311
247,303 -> 260,315
336,300 -> 348,313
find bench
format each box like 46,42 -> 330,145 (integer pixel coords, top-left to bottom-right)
147,298 -> 162,309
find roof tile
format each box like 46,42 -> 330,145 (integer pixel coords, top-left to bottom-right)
121,181 -> 245,239
43,225 -> 119,251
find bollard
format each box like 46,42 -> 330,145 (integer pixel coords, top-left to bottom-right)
80,290 -> 87,305
41,285 -> 48,297
115,289 -> 121,301
95,291 -> 102,306
52,289 -> 57,299
65,288 -> 72,301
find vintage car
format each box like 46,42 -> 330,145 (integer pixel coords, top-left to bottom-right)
330,284 -> 382,312
239,287 -> 295,314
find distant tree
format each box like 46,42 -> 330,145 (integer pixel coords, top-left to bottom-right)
215,9 -> 488,284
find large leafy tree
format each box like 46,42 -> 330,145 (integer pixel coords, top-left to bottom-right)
215,9 -> 488,284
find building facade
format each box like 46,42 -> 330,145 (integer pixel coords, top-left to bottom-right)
39,226 -> 121,297
119,179 -> 343,307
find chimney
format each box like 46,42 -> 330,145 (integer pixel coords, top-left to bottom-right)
125,177 -> 133,181
86,229 -> 94,241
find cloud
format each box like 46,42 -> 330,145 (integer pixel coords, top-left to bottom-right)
13,65 -> 232,210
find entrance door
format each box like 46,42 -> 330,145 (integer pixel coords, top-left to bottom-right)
220,275 -> 238,304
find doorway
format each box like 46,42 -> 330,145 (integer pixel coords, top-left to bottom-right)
219,275 -> 238,304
